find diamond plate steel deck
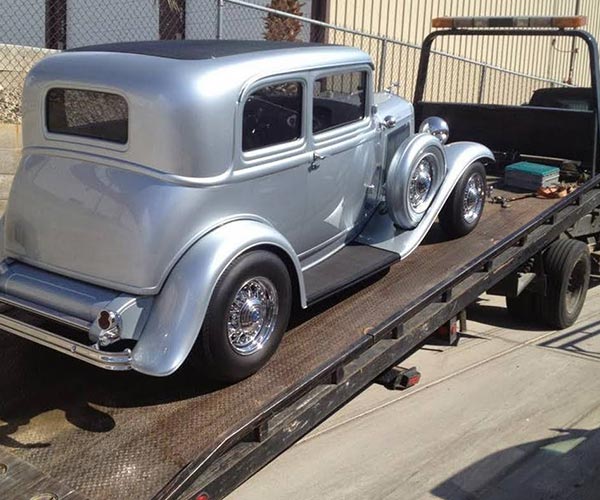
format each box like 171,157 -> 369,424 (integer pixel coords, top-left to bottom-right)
0,193 -> 561,499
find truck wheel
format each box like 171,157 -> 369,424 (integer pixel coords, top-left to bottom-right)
196,250 -> 292,383
439,161 -> 486,239
539,239 -> 590,329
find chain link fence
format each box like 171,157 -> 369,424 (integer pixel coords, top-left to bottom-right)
221,0 -> 579,106
218,0 -> 425,99
0,0 -> 212,123
0,0 -> 586,124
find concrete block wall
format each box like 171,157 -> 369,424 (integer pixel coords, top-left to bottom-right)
0,123 -> 20,214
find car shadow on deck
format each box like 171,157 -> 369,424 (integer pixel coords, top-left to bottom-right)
0,261 -> 393,450
0,334 -> 223,448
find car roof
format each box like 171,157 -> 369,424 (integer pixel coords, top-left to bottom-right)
67,39 -> 331,60
26,39 -> 374,179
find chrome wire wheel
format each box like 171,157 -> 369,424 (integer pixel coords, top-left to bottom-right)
462,172 -> 485,224
227,277 -> 279,356
408,155 -> 435,213
386,134 -> 446,229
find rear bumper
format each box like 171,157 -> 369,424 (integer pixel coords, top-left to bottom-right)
0,309 -> 132,370
0,259 -> 152,372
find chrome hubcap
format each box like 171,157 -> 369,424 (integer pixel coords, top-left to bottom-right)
409,156 -> 434,211
463,172 -> 485,224
227,277 -> 278,355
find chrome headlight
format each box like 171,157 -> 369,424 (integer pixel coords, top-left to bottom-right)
419,116 -> 450,145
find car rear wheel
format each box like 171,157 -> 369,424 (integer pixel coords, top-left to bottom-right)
194,250 -> 292,383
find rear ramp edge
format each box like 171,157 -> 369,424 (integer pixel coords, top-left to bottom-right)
0,448 -> 86,500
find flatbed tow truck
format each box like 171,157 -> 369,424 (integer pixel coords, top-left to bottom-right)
2,16 -> 600,500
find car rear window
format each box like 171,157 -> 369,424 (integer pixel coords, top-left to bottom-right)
46,88 -> 128,144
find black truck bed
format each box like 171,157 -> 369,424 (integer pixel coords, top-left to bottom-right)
0,181 -> 597,500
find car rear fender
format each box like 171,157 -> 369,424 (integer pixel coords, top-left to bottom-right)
130,219 -> 305,376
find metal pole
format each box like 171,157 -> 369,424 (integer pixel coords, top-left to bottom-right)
477,65 -> 487,104
378,40 -> 388,92
567,0 -> 581,85
216,0 -> 224,40
459,310 -> 467,334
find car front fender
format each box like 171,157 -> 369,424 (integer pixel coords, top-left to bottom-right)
130,219 -> 305,376
357,140 -> 494,257
444,141 -> 494,175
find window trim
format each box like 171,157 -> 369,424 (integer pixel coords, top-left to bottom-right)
237,74 -> 309,170
42,84 -> 131,152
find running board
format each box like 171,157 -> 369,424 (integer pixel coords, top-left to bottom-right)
304,244 -> 399,305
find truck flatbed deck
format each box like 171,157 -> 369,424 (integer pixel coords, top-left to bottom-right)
2,178 -> 599,500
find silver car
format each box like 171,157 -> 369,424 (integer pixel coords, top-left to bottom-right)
0,40 -> 493,381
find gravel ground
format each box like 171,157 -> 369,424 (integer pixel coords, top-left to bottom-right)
0,85 -> 22,123
0,44 -> 56,124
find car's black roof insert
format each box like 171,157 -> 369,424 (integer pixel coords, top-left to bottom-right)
67,39 -> 326,60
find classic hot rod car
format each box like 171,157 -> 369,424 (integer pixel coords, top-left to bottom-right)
0,40 -> 493,382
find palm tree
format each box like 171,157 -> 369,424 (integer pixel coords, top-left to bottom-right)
264,0 -> 304,42
165,0 -> 181,10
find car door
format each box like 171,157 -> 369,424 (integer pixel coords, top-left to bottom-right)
302,67 -> 378,258
235,76 -> 311,254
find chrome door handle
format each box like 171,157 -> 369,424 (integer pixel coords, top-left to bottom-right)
309,151 -> 327,172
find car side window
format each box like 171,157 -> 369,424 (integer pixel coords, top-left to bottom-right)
313,71 -> 366,134
242,81 -> 303,152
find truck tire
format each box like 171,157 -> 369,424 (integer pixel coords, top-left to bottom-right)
439,161 -> 486,239
195,250 -> 292,383
539,239 -> 590,329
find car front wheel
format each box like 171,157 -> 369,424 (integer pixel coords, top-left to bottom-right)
439,161 -> 486,239
194,250 -> 292,383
